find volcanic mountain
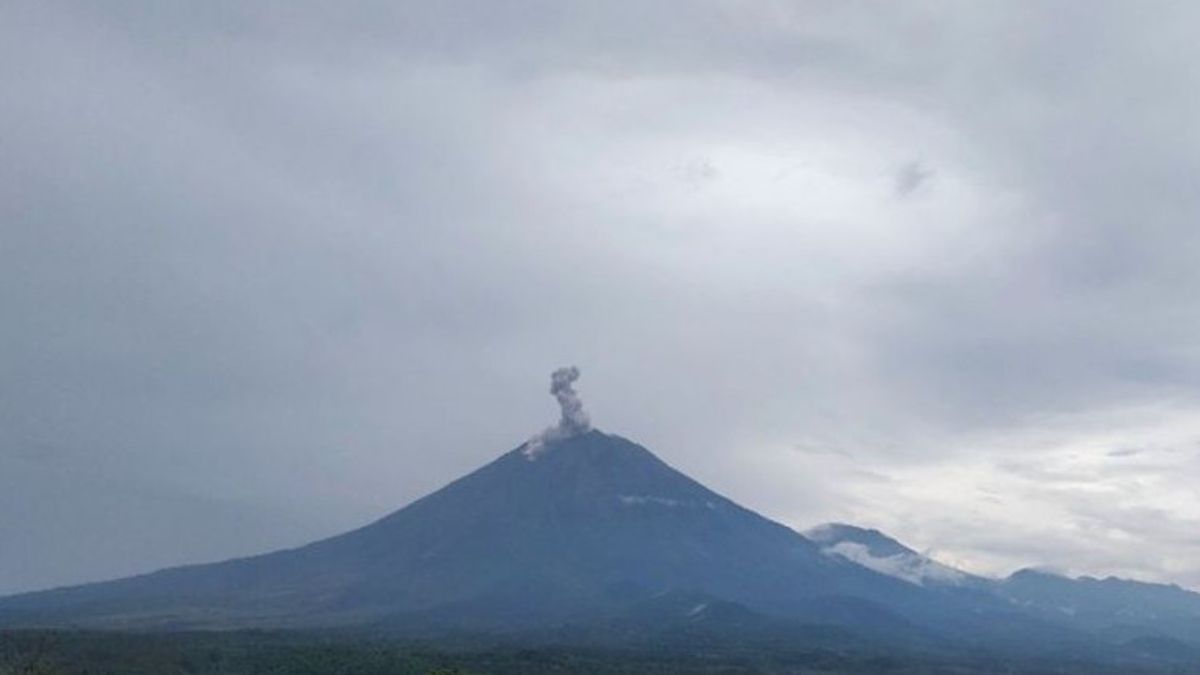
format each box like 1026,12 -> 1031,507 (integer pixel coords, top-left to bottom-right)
5,369 -> 1197,663
4,430 -> 1200,666
0,429 -> 933,632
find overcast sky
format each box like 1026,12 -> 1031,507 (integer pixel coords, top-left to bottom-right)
4,1 -> 1200,596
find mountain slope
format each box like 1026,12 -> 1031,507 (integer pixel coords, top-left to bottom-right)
0,431 -> 920,632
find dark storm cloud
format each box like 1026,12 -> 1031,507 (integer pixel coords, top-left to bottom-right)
3,1 -> 1200,593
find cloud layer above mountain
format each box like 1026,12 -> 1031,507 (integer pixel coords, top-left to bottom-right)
3,1 -> 1200,594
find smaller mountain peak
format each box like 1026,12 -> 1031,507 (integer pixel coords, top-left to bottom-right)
807,523 -> 973,588
806,523 -> 914,558
1008,566 -> 1069,581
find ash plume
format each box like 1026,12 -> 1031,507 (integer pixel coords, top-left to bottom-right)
524,366 -> 591,457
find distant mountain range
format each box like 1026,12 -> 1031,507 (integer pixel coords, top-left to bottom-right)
809,522 -> 1200,644
2,428 -> 1198,665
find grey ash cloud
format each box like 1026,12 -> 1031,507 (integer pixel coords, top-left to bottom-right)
525,366 -> 591,457
3,0 -> 1200,593
550,367 -> 591,434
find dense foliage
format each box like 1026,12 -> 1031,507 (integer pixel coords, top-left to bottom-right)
1,631 -> 1192,675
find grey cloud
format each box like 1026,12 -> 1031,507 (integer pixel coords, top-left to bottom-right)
893,161 -> 932,197
3,0 -> 1200,594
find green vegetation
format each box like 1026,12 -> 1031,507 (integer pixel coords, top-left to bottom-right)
1,630 -> 1189,675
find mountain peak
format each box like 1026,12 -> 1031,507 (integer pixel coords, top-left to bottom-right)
1008,567 -> 1070,582
807,523 -> 972,588
807,523 -> 916,558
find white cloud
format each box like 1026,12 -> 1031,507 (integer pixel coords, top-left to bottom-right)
821,541 -> 968,587
791,402 -> 1200,589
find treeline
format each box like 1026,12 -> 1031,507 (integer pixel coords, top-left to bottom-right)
0,630 -> 1181,675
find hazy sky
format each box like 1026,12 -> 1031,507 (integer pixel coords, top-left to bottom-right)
4,1 -> 1200,596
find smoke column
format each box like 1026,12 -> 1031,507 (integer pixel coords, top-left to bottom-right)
550,366 -> 590,434
525,366 -> 591,457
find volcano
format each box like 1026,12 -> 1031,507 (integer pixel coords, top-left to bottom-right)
5,428 -> 1200,663
0,429 -> 926,632
5,372 -> 1200,666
